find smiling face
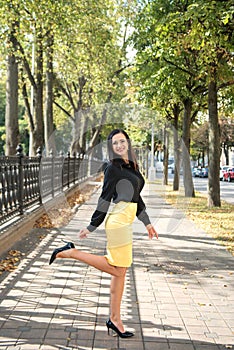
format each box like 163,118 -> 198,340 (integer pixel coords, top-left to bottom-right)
111,132 -> 129,160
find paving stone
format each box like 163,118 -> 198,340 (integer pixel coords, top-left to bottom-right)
0,183 -> 233,350
144,341 -> 169,349
167,344 -> 195,350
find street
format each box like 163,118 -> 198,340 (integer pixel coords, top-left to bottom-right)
166,173 -> 234,205
193,176 -> 234,205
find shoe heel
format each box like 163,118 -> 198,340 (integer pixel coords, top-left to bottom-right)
49,242 -> 75,265
106,318 -> 134,338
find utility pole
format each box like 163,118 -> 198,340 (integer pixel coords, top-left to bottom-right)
29,28 -> 35,156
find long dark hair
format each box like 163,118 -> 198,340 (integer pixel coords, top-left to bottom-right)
107,129 -> 138,170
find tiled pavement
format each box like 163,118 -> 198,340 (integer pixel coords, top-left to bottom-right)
0,181 -> 233,350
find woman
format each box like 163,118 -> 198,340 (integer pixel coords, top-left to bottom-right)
49,129 -> 158,338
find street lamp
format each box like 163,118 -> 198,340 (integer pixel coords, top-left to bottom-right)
148,124 -> 156,181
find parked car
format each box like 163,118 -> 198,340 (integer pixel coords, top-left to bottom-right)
192,167 -> 202,177
220,166 -> 229,181
199,167 -> 208,178
223,167 -> 234,182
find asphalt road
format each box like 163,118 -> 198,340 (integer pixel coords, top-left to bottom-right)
166,173 -> 234,205
193,176 -> 234,205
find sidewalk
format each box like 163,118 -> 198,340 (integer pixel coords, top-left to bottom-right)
0,181 -> 233,350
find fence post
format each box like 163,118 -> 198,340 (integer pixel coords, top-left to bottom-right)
73,152 -> 76,185
50,149 -> 54,198
79,153 -> 83,180
67,151 -> 70,188
16,144 -> 24,215
60,151 -> 64,190
88,154 -> 91,177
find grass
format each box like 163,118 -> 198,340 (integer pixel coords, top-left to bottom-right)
164,186 -> 234,256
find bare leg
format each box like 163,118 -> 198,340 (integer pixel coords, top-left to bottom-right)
110,272 -> 127,333
56,249 -> 126,277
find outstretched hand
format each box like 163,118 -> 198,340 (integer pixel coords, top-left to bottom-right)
146,224 -> 158,240
79,228 -> 90,239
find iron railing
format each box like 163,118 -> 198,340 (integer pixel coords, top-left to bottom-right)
0,145 -> 102,229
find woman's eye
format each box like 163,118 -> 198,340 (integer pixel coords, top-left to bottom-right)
112,139 -> 126,146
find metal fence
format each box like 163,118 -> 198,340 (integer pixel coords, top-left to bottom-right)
0,145 -> 103,228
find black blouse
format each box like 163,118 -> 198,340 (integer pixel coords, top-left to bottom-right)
87,159 -> 151,232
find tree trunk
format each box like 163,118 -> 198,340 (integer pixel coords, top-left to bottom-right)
70,76 -> 87,155
208,77 -> 221,207
5,23 -> 19,156
223,143 -> 229,165
30,33 -> 44,155
182,98 -> 195,197
163,125 -> 169,185
172,103 -> 181,191
70,109 -> 83,155
44,32 -> 55,155
5,53 -> 19,156
88,95 -> 112,154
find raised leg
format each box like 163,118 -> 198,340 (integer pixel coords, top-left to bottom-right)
56,249 -> 126,277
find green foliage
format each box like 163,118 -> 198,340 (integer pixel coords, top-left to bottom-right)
19,115 -> 29,155
0,76 -> 29,154
0,0 -> 131,152
190,121 -> 209,161
0,126 -> 5,154
53,0 -> 126,107
0,0 -> 233,155
131,0 -> 234,160
132,0 -> 234,100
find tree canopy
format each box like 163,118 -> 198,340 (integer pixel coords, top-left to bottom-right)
0,0 -> 233,206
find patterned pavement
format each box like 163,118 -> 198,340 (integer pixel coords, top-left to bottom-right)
0,181 -> 233,349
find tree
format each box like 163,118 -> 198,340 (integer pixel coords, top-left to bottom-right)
44,30 -> 55,154
132,0 -> 203,197
191,121 -> 209,167
5,37 -> 19,155
0,2 -> 20,156
181,1 -> 234,206
132,0 -> 234,205
53,0 -> 128,155
1,0 -> 77,155
0,0 -> 141,157
0,0 -> 45,155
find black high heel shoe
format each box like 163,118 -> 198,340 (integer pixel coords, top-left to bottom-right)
49,242 -> 75,265
106,319 -> 134,338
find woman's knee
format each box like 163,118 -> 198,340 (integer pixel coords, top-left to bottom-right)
115,267 -> 127,277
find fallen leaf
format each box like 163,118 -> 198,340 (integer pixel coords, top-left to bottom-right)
0,250 -> 24,273
33,184 -> 98,229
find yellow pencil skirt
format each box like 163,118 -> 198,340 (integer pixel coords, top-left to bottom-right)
104,201 -> 137,267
